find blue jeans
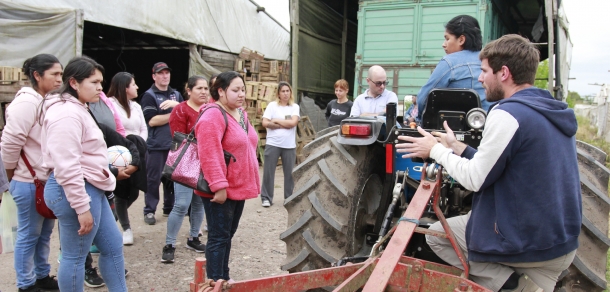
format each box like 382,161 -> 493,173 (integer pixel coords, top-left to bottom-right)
201,198 -> 245,281
44,173 -> 126,292
165,183 -> 204,244
11,180 -> 55,289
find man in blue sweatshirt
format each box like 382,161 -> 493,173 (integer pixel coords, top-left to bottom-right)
397,34 -> 580,292
141,62 -> 183,225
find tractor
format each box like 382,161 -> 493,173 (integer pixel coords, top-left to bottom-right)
276,88 -> 610,292
188,89 -> 609,291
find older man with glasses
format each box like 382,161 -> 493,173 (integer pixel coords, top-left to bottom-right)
350,65 -> 398,117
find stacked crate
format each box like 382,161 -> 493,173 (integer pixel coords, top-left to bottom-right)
244,81 -> 279,163
0,67 -> 30,137
295,116 -> 317,164
0,66 -> 26,83
234,47 -> 290,83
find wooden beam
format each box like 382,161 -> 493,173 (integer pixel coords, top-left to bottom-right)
291,0 -> 299,102
341,0 -> 348,79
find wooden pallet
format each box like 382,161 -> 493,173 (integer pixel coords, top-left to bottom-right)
295,116 -> 317,164
0,67 -> 26,84
296,116 -> 316,143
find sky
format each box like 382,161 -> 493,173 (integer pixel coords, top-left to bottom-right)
256,0 -> 610,97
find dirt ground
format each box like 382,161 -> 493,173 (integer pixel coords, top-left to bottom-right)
0,165 -> 289,291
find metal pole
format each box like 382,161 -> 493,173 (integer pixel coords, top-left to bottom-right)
545,0 -> 555,94
291,0 -> 299,102
341,0 -> 348,79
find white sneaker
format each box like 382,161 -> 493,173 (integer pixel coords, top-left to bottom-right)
262,200 -> 271,207
123,229 -> 134,245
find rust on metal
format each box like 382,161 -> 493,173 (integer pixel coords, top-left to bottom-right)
422,182 -> 430,189
414,226 -> 448,238
360,163 -> 437,292
431,166 -> 470,279
333,257 -> 377,291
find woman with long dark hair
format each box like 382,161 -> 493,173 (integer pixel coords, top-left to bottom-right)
108,71 -> 147,246
416,15 -> 489,117
195,71 -> 259,283
41,56 -> 126,291
160,75 -> 209,263
108,72 -> 147,140
2,53 -> 62,292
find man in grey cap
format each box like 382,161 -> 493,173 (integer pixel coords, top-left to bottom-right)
141,62 -> 183,225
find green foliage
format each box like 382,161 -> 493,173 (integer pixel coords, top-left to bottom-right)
576,115 -> 610,168
566,91 -> 582,108
534,60 -> 549,89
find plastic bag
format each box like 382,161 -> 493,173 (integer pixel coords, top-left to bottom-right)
0,191 -> 18,254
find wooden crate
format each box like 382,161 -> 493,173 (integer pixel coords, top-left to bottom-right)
234,59 -> 244,71
255,124 -> 267,139
248,59 -> 260,73
269,61 -> 278,74
260,73 -> 279,82
296,116 -> 316,143
0,67 -> 20,82
239,47 -> 252,59
260,83 -> 278,101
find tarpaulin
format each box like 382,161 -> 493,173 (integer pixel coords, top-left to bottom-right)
0,1 -> 81,67
0,0 -> 289,68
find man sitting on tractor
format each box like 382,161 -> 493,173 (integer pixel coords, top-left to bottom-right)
350,65 -> 398,117
396,34 -> 581,292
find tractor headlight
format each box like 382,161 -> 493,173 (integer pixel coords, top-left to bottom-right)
466,108 -> 486,130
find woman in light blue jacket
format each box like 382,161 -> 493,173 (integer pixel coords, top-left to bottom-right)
416,15 -> 489,119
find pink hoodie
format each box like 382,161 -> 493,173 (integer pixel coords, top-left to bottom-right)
1,87 -> 49,182
99,92 -> 126,137
194,104 -> 260,200
41,93 -> 116,214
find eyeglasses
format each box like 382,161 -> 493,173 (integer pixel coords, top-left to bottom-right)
370,80 -> 389,87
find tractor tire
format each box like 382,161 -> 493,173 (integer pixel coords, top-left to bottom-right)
556,141 -> 610,291
281,128 -> 385,272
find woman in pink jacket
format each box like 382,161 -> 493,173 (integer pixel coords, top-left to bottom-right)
195,71 -> 259,282
41,56 -> 126,291
1,54 -> 62,292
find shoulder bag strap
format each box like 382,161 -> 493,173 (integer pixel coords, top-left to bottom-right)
193,105 -> 229,141
20,151 -> 37,178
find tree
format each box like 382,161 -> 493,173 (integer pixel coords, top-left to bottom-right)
566,91 -> 582,108
534,60 -> 549,89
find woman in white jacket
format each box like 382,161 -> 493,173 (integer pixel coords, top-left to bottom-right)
108,72 -> 147,140
2,54 -> 62,292
107,71 -> 148,245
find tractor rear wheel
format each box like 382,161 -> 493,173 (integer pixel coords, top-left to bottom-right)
556,141 -> 610,291
280,129 -> 385,272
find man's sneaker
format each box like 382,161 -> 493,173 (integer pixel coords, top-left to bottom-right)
186,236 -> 206,253
500,274 -> 542,292
123,229 -> 134,245
144,213 -> 156,225
89,245 -> 100,255
262,200 -> 271,207
84,267 -> 105,288
161,244 -> 175,263
35,275 -> 59,290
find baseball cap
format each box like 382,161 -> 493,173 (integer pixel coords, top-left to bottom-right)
152,62 -> 172,73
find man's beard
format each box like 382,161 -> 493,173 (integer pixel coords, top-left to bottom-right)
485,83 -> 505,102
